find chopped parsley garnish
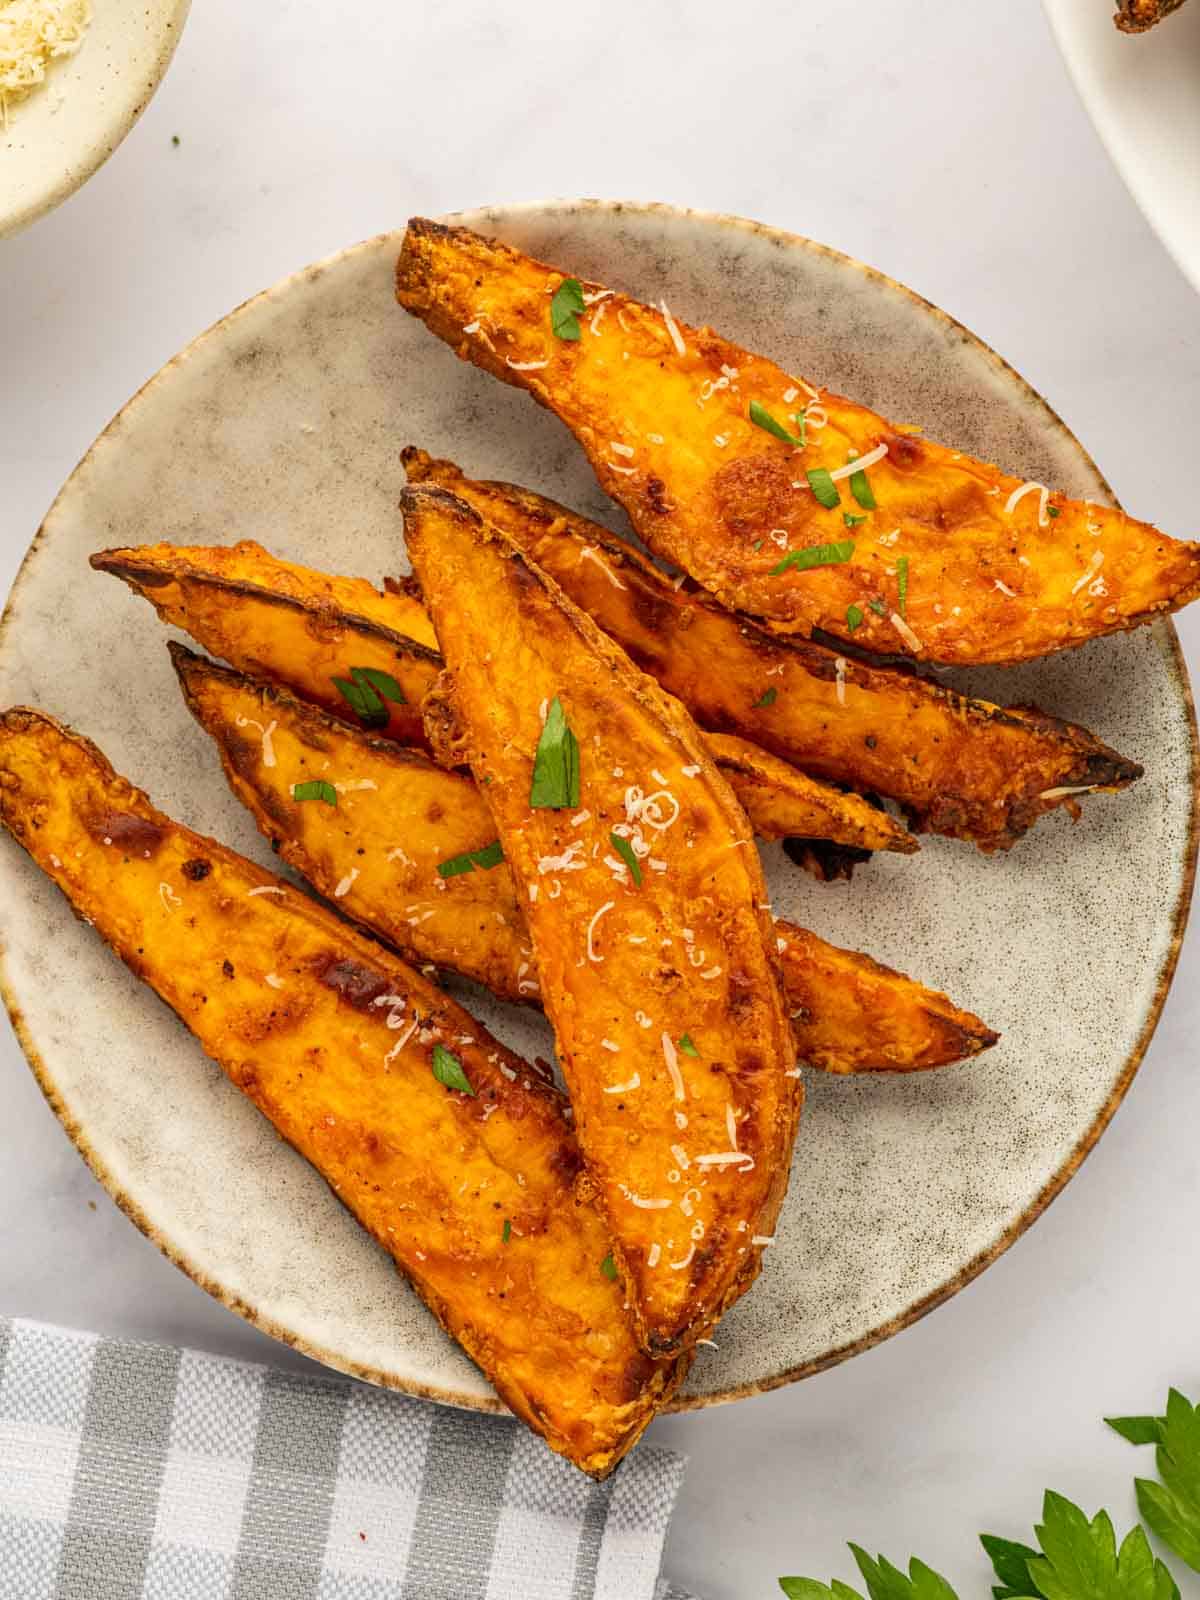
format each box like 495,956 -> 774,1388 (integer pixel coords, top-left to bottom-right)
600,1253 -> 618,1281
843,512 -> 867,528
755,687 -> 778,708
550,276 -> 586,340
609,832 -> 643,886
332,666 -> 406,728
771,539 -> 855,577
678,1033 -> 700,1058
292,780 -> 337,806
502,1219 -> 512,1244
868,598 -> 887,616
436,839 -> 505,879
806,467 -> 841,510
530,696 -> 581,810
431,1043 -> 475,1096
749,400 -> 805,448
849,468 -> 877,510
752,539 -> 764,551
846,604 -> 864,633
896,556 -> 909,617
1047,504 -> 1062,518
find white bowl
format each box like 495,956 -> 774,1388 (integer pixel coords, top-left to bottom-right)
1044,0 -> 1200,295
0,0 -> 190,239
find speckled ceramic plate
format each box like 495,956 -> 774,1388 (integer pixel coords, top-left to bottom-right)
0,0 -> 191,240
1,201 -> 1196,1412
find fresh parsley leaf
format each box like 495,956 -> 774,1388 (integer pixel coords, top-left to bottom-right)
1047,505 -> 1062,518
771,539 -> 855,577
292,779 -> 337,806
850,1546 -> 959,1600
677,1033 -> 700,1058
780,1582 -> 864,1600
551,276 -> 585,340
436,840 -> 505,878
530,696 -> 581,809
846,604 -> 864,633
844,512 -> 867,528
609,831 -> 643,886
600,1252 -> 618,1280
502,1219 -> 512,1244
985,1491 -> 1180,1600
431,1043 -> 474,1096
752,539 -> 765,551
351,666 -> 406,704
980,1533 -> 1041,1598
868,598 -> 887,617
807,467 -> 841,510
1111,1391 -> 1200,1574
750,400 -> 805,448
1106,1417 -> 1165,1447
332,674 -> 388,728
755,687 -> 778,708
849,469 -> 877,510
897,556 -> 910,618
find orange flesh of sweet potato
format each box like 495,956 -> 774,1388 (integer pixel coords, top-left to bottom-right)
171,644 -> 996,1071
0,707 -> 689,1476
92,540 -> 914,858
395,219 -> 1200,667
90,541 -> 442,750
403,485 -> 802,1356
401,449 -> 1144,851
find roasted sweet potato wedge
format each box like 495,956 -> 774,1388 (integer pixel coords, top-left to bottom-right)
92,539 -> 915,859
402,449 -> 1144,851
0,706 -> 689,1476
404,485 -> 801,1356
395,219 -> 1200,665
90,541 -> 443,749
171,644 -> 996,1072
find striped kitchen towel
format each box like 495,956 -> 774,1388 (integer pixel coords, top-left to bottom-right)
0,1317 -> 694,1600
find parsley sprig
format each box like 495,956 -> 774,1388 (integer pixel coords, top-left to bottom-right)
332,666 -> 406,728
781,1390 -> 1200,1600
551,277 -> 585,340
530,697 -> 580,809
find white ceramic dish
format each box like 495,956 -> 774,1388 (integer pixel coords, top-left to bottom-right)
0,201 -> 1195,1413
0,0 -> 190,239
1044,0 -> 1200,295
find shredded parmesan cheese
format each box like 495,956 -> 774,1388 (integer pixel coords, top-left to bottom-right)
577,545 -> 627,589
891,612 -> 923,653
246,885 -> 285,898
158,883 -> 181,912
1003,480 -> 1050,526
659,299 -> 687,357
235,715 -> 277,768
828,442 -> 888,482
647,1242 -> 662,1267
619,1186 -> 670,1209
994,579 -> 1017,597
661,1033 -> 685,1101
1039,784 -> 1099,800
752,1234 -> 776,1246
601,1039 -> 620,1053
610,440 -> 635,458
1071,551 -> 1104,595
668,1244 -> 696,1270
604,1074 -> 641,1096
586,901 -> 615,963
264,973 -> 284,990
505,357 -> 549,371
0,0 -> 90,125
695,1152 -> 755,1170
333,868 -> 359,899
669,1143 -> 691,1171
835,655 -> 847,706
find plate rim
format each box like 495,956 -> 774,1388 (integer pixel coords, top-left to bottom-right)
2,197 -> 1196,1415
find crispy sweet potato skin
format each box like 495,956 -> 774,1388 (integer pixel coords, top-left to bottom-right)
94,539 -> 914,859
404,487 -> 801,1356
0,707 -> 689,1476
402,450 -> 1144,851
171,645 -> 995,1071
1114,0 -> 1187,29
395,220 -> 1200,665
91,541 -> 442,749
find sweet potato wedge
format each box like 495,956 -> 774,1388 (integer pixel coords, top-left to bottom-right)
170,644 -> 996,1072
90,541 -> 443,749
395,219 -> 1200,666
0,706 -> 689,1476
402,449 -> 1144,851
92,539 -> 915,859
404,485 -> 801,1356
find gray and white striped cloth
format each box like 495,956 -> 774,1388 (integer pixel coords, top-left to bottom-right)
0,1318 -> 696,1600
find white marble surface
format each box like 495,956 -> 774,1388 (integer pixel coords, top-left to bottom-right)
1,3 -> 1198,1596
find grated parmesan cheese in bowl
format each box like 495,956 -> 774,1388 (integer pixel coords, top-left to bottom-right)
0,0 -> 91,128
